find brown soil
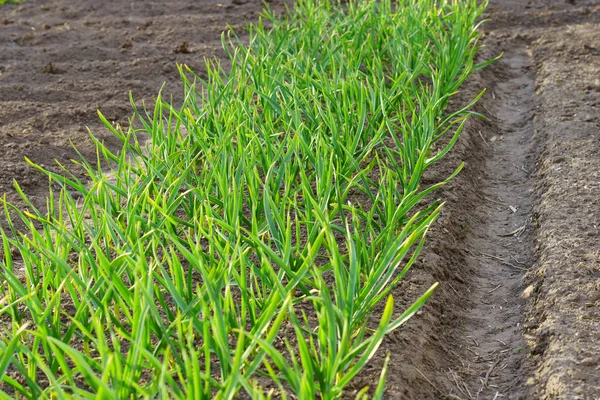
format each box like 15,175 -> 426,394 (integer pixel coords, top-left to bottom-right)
350,1 -> 600,399
525,21 -> 600,400
0,0 -> 274,218
1,0 -> 599,399
349,30 -> 538,400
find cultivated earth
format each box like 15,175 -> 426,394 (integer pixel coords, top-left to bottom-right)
1,0 -> 599,398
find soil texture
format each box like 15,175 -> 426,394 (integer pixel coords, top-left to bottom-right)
351,32 -> 538,400
0,0 -> 276,218
524,21 -> 600,399
350,1 -> 600,398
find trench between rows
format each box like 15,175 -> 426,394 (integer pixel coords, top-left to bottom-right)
412,43 -> 539,400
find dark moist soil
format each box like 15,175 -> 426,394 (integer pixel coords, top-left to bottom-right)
0,0 -> 279,222
1,0 -> 599,399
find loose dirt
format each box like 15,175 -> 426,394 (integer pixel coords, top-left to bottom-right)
444,44 -> 537,400
1,0 -> 274,220
1,0 -> 599,399
524,21 -> 600,399
349,33 -> 538,400
349,1 -> 599,399
452,1 -> 600,398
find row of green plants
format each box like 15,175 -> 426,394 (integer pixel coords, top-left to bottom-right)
0,0 -> 492,398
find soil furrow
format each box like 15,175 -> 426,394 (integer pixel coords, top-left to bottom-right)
443,46 -> 537,400
411,1 -> 600,397
348,40 -> 540,400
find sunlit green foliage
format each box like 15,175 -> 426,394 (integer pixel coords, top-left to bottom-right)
0,0 -> 491,398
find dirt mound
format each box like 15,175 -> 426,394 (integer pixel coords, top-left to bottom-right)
524,23 -> 600,398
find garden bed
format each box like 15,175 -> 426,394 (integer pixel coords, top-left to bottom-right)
1,0 -> 598,398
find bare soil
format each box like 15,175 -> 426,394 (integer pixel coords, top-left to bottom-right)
1,0 -> 599,399
525,19 -> 600,400
1,0 -> 272,218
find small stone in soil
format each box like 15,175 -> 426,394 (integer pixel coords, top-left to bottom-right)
43,62 -> 61,74
174,41 -> 191,54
